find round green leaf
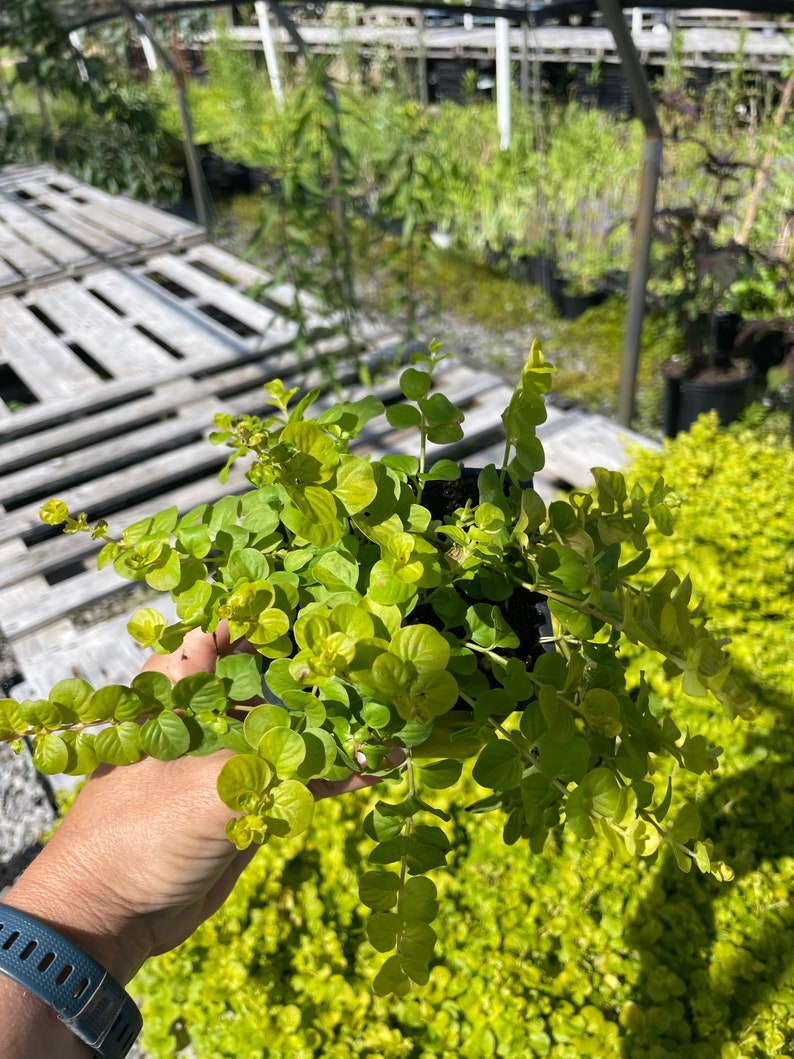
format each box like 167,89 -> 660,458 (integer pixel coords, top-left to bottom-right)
580,688 -> 623,737
127,607 -> 168,647
398,876 -> 439,923
422,459 -> 461,483
172,673 -> 228,715
31,733 -> 69,775
390,625 -> 450,673
217,754 -> 273,812
225,815 -> 267,851
472,739 -> 523,791
267,778 -> 314,836
334,457 -> 378,515
91,685 -> 146,723
70,732 -> 99,775
400,367 -> 432,399
259,727 -> 306,777
216,653 -> 264,702
19,698 -> 63,729
296,728 -> 337,780
416,758 -> 463,790
359,870 -> 401,912
48,678 -> 94,720
385,403 -> 422,430
398,921 -> 436,983
0,699 -> 27,739
362,701 -> 392,729
227,547 -> 270,584
373,954 -> 410,997
145,548 -> 182,591
380,454 -> 420,477
94,722 -> 143,766
243,703 -> 289,750
367,912 -> 403,953
39,498 -> 69,525
139,711 -> 192,760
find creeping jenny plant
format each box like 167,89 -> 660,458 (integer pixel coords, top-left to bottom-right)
4,342 -> 751,995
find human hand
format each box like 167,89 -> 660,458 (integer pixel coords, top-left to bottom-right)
3,626 -> 394,988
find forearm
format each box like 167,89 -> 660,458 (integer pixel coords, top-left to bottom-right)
0,972 -> 92,1059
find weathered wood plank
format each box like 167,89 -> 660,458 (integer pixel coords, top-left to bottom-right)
9,189 -> 133,259
537,410 -> 661,487
0,315 -> 380,442
0,223 -> 56,277
184,243 -> 313,312
25,282 -> 178,377
67,184 -> 203,245
0,565 -> 132,640
0,199 -> 93,270
0,294 -> 103,401
83,269 -> 247,361
0,440 -> 229,544
0,463 -> 252,593
143,252 -> 319,333
20,182 -> 173,254
0,253 -> 23,290
0,404 -> 223,507
11,610 -> 170,700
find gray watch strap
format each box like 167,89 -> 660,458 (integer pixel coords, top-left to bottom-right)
0,904 -> 142,1058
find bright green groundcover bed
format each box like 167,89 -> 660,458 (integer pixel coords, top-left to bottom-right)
133,416 -> 794,1059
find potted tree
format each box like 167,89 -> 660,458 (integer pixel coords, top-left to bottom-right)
0,342 -> 751,995
726,255 -> 794,386
655,204 -> 756,436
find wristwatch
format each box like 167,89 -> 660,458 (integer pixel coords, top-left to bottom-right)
0,904 -> 142,1058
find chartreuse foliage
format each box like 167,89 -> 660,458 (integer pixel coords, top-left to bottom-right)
131,417 -> 794,1058
5,343 -> 752,994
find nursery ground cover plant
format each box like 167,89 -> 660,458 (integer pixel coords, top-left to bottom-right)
130,413 -> 794,1059
1,342 -> 753,998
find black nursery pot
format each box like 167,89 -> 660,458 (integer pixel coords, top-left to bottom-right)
421,469 -> 553,683
413,470 -> 553,759
663,361 -> 756,437
559,286 -> 608,320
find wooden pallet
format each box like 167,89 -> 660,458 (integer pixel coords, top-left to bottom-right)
0,164 -> 205,295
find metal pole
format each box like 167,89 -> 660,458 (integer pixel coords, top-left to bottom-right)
418,10 -> 429,106
255,0 -> 284,108
495,7 -> 511,150
139,33 -> 159,71
117,0 -> 214,233
597,0 -> 663,428
520,22 -> 529,107
68,31 -> 89,83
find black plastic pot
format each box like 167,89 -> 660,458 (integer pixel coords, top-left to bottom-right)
663,361 -> 756,437
507,253 -> 563,307
421,470 -> 553,688
559,286 -> 608,320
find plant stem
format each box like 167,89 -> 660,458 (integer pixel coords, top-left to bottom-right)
488,719 -> 569,796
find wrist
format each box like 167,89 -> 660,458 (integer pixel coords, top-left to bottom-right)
2,842 -> 152,986
0,903 -> 143,1058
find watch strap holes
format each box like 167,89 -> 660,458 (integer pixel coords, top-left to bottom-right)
19,941 -> 36,961
72,976 -> 89,999
1,931 -> 19,950
37,951 -> 56,972
55,963 -> 74,986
